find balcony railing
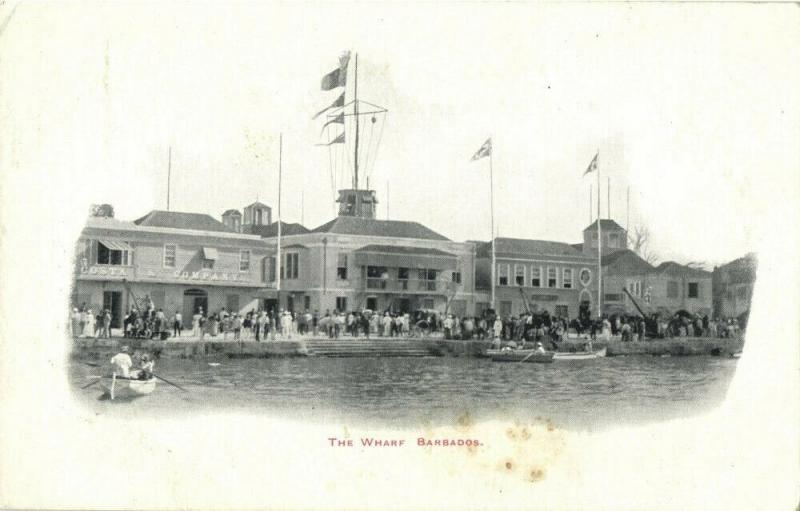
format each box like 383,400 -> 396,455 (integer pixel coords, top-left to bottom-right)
365,278 -> 443,293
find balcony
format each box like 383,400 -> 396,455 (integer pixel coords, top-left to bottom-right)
365,278 -> 444,294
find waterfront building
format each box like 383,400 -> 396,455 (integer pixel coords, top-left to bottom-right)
475,238 -> 598,320
601,251 -> 713,316
258,189 -> 477,316
712,253 -> 757,319
72,212 -> 272,327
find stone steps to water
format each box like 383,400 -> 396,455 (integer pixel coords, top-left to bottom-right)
304,339 -> 435,357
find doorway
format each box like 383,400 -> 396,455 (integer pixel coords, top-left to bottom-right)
263,299 -> 278,315
103,291 -> 123,328
183,288 -> 208,320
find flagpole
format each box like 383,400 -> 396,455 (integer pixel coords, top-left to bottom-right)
277,133 -> 283,302
489,144 -> 496,310
166,146 -> 172,211
589,184 -> 592,224
597,151 -> 602,319
353,53 -> 360,194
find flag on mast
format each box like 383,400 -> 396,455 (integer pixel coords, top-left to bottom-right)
316,132 -> 345,146
320,51 -> 351,90
583,151 -> 599,176
471,138 -> 492,161
312,92 -> 345,120
320,112 -> 345,133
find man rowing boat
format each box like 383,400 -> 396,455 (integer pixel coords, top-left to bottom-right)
110,346 -> 133,378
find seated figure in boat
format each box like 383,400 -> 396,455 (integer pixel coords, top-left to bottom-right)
534,342 -> 546,355
130,352 -> 155,381
110,346 -> 133,378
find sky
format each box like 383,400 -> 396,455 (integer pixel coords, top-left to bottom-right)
3,2 -> 799,267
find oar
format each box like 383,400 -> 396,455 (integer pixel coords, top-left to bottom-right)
81,377 -> 102,389
152,373 -> 188,392
519,351 -> 537,363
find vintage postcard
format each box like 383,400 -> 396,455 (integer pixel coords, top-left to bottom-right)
0,2 -> 798,510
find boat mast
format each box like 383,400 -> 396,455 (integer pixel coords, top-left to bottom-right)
277,133 -> 282,300
353,53 -> 359,192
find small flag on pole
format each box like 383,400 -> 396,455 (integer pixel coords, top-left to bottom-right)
312,92 -> 345,120
583,152 -> 599,176
320,51 -> 351,90
471,138 -> 492,161
317,132 -> 345,146
321,112 -> 345,133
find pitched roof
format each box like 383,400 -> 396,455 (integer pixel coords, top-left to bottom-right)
243,221 -> 310,238
477,238 -> 586,258
354,244 -> 456,257
245,201 -> 271,210
583,219 -> 625,232
222,209 -> 241,216
655,261 -> 712,278
602,249 -> 654,275
133,210 -> 234,233
310,217 -> 450,241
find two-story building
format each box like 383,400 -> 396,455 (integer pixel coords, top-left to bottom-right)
475,238 -> 598,320
72,212 -> 272,327
256,189 -> 477,316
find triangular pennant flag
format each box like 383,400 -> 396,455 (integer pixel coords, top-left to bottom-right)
321,112 -> 345,134
312,92 -> 345,120
321,51 -> 351,91
470,138 -> 492,161
316,132 -> 345,146
583,152 -> 598,176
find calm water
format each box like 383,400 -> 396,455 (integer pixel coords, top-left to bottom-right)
69,355 -> 738,431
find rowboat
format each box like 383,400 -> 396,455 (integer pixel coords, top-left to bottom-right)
553,347 -> 607,360
487,350 -> 555,363
100,373 -> 157,400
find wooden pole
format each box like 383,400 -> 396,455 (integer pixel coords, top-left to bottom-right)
489,143 -> 496,310
597,152 -> 603,318
277,134 -> 282,299
166,146 -> 172,211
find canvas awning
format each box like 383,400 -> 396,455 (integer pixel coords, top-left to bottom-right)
354,244 -> 458,270
202,247 -> 218,260
99,239 -> 132,251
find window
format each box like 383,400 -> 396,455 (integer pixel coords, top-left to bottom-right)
335,296 -> 347,311
337,253 -> 348,280
563,268 -> 573,289
96,241 -> 131,266
628,279 -> 642,297
498,264 -> 509,286
239,250 -> 250,271
398,267 -> 410,290
667,281 -> 679,298
605,293 -> 623,302
515,265 -> 525,286
366,297 -> 377,311
284,253 -> 299,279
202,258 -> 215,269
547,267 -> 557,288
555,305 -> 569,318
417,269 -> 437,291
688,282 -> 699,298
304,295 -> 311,310
530,266 -> 541,287
265,257 -> 276,282
500,301 -> 512,317
163,244 -> 176,268
451,271 -> 461,284
579,268 -> 592,287
367,266 -> 388,289
226,294 -> 240,313
423,298 -> 435,309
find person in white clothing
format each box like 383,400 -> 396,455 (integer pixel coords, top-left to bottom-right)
110,346 -> 133,378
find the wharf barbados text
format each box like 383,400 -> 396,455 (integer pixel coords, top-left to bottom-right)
328,437 -> 482,448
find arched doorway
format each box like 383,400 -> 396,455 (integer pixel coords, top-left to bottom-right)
183,288 -> 208,321
578,289 -> 592,326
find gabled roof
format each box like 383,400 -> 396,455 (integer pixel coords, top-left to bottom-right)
311,217 -> 450,241
354,244 -> 456,257
222,209 -> 241,216
133,210 -> 234,233
244,222 -> 310,238
583,219 -> 625,232
602,249 -> 654,275
655,261 -> 712,278
477,237 -> 586,258
245,201 -> 271,210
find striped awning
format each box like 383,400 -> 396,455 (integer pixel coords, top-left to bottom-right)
354,245 -> 458,270
99,239 -> 132,251
202,247 -> 218,260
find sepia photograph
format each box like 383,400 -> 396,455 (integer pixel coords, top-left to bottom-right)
0,2 -> 798,510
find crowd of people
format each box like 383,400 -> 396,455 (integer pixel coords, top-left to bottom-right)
71,299 -> 743,345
